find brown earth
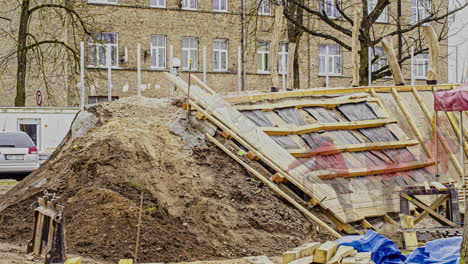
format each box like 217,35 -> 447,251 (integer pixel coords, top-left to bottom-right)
0,97 -> 333,263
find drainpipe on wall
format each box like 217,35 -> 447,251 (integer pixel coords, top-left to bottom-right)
397,0 -> 403,63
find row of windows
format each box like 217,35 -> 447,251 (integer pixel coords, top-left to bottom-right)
88,33 -> 430,78
89,0 -> 431,22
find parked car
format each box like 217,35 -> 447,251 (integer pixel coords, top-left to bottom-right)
0,131 -> 40,173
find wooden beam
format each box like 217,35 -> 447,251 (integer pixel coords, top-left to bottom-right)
286,43 -> 296,90
283,251 -> 299,264
190,75 -> 215,95
361,219 -> 374,229
351,1 -> 362,86
390,88 -> 433,159
270,6 -> 284,90
205,133 -> 342,238
400,214 -> 418,250
400,193 -> 457,227
446,111 -> 468,156
289,256 -> 314,264
292,242 -> 321,258
317,160 -> 435,180
234,97 -> 377,111
411,87 -> 462,175
383,214 -> 398,225
262,118 -> 397,136
326,245 -> 356,264
314,241 -> 339,264
426,26 -> 440,82
382,38 -> 405,85
222,84 -> 456,104
288,140 -> 419,157
413,194 -> 449,225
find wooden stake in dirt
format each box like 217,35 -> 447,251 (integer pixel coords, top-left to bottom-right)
134,191 -> 144,263
381,38 -> 405,85
270,5 -> 284,91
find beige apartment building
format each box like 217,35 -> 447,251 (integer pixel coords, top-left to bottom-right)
0,0 -> 449,106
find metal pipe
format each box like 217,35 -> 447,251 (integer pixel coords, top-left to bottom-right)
80,42 -> 85,110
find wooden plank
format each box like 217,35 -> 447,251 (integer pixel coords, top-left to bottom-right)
263,118 -> 397,136
429,182 -> 448,191
292,242 -> 321,258
326,245 -> 356,264
317,160 -> 435,180
222,84 -> 455,104
361,219 -> 374,229
390,87 -> 433,159
234,97 -> 376,111
283,251 -> 299,264
382,38 -> 405,85
270,6 -> 284,90
286,43 -> 296,90
413,194 -> 449,225
288,140 -> 419,157
351,1 -> 363,86
383,214 -> 398,225
314,241 -> 339,264
400,214 -> 418,250
289,256 -> 313,264
205,133 -> 342,238
400,193 -> 457,226
426,26 -> 440,82
190,75 -> 216,95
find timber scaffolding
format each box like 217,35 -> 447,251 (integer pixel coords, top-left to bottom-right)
164,72 -> 465,236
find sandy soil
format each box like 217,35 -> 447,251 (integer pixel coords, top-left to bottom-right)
0,97 -> 333,263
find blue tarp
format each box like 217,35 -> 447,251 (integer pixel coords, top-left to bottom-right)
335,230 -> 462,264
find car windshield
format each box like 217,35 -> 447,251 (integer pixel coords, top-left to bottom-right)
0,133 -> 34,148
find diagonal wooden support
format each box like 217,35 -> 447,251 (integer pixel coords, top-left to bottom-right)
400,193 -> 457,227
413,194 -> 449,225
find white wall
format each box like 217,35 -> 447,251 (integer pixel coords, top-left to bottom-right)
448,0 -> 468,83
0,107 -> 78,153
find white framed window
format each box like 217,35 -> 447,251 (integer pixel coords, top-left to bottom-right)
182,0 -> 197,10
150,0 -> 166,8
371,47 -> 387,72
319,45 -> 342,75
182,37 -> 198,70
257,0 -> 271,15
318,0 -> 340,18
257,41 -> 270,73
213,39 -> 228,72
278,42 -> 289,74
150,35 -> 166,69
17,119 -> 41,149
88,33 -> 118,67
214,0 -> 227,12
368,0 -> 387,23
88,0 -> 118,4
413,53 -> 429,79
411,0 -> 431,24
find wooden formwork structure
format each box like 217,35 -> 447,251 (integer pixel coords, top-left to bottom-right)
164,72 -> 462,235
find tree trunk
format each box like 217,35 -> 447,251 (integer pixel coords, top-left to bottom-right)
293,39 -> 301,89
15,0 -> 30,107
286,4 -> 303,90
358,41 -> 369,86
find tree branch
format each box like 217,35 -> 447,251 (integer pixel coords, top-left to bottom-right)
28,4 -> 90,35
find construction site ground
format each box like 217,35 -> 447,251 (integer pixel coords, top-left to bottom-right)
0,97 -> 333,263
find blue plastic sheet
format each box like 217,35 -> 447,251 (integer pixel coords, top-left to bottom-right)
335,230 -> 462,264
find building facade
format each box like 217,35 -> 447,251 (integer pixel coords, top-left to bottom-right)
0,0 -> 449,106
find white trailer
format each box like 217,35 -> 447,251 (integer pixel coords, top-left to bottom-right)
0,107 -> 79,156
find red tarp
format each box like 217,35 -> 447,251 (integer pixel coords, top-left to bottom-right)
434,82 -> 468,112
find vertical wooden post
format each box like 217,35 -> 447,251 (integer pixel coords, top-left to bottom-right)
426,26 -> 440,84
270,6 -> 284,90
351,0 -> 362,86
137,43 -> 142,96
286,43 -> 296,90
382,38 -> 405,85
80,41 -> 85,110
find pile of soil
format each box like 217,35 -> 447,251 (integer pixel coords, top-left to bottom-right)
0,97 -> 333,263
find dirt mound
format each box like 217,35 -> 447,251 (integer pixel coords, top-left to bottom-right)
0,97 -> 333,263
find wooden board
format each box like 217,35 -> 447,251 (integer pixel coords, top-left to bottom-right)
400,214 -> 418,250
288,140 -> 419,157
314,241 -> 339,264
234,97 -> 376,111
263,118 -> 397,136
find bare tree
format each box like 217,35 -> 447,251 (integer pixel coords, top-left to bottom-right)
0,0 -> 90,106
279,0 -> 468,85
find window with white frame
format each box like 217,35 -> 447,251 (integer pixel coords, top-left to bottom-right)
150,35 -> 166,69
257,0 -> 271,15
319,45 -> 341,75
182,0 -> 196,9
150,0 -> 165,8
213,39 -> 228,72
88,0 -> 118,4
371,47 -> 387,72
367,0 -> 387,23
318,0 -> 340,18
88,33 -> 118,67
257,41 -> 270,73
214,0 -> 227,11
182,37 -> 198,70
413,53 -> 429,79
278,42 -> 289,74
411,0 -> 431,24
